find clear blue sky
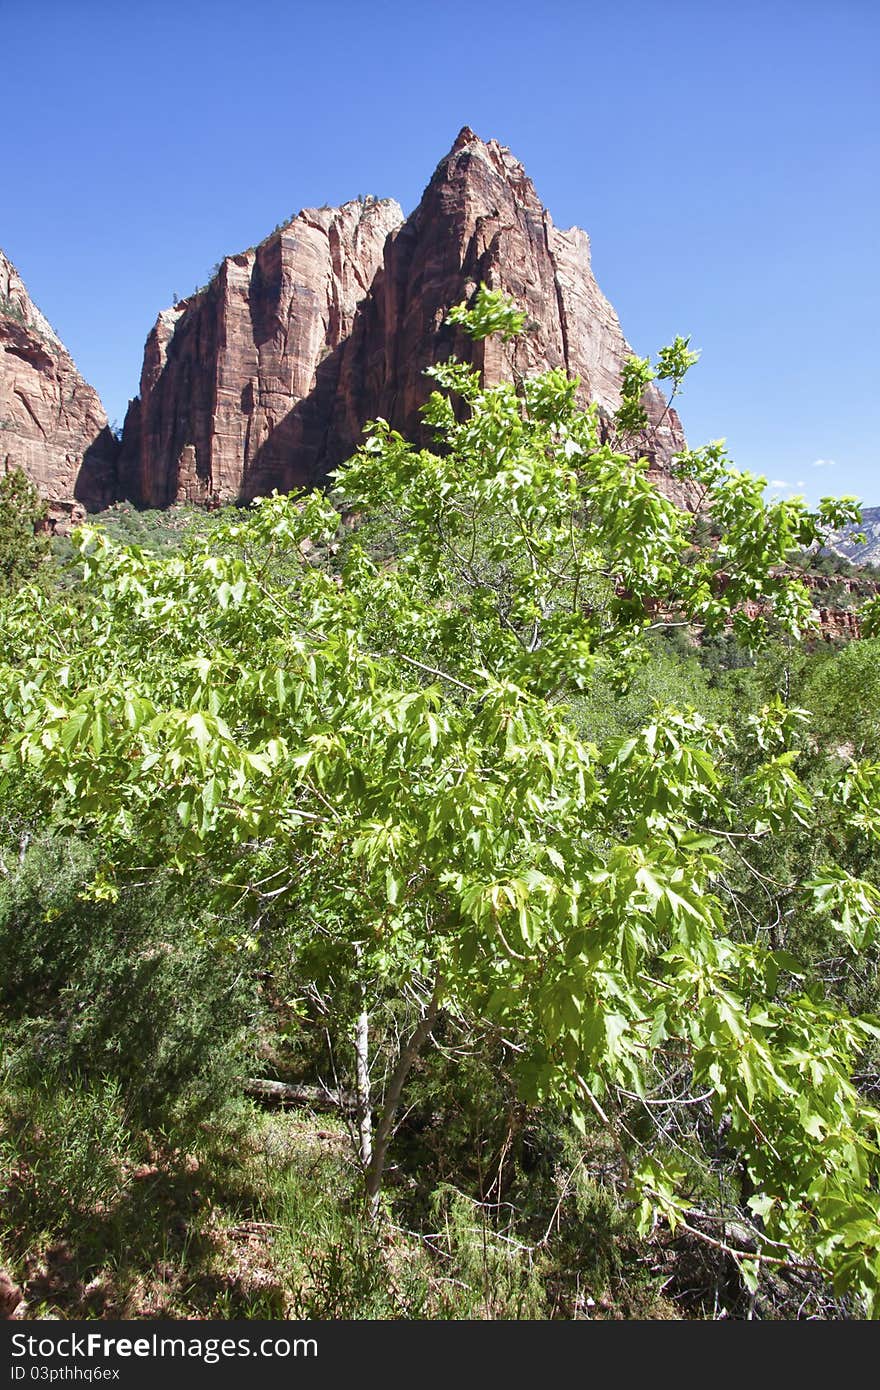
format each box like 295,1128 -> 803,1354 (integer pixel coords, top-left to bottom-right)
4,0 -> 877,506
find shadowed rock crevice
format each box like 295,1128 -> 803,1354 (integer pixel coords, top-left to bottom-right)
73,425 -> 121,511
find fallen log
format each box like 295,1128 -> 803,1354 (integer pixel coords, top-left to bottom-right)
244,1078 -> 355,1111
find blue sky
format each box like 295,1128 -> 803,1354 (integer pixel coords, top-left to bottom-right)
4,0 -> 877,506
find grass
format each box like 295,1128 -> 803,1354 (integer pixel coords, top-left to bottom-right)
2,1095 -> 693,1320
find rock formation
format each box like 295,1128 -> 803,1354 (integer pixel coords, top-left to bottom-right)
5,130 -> 869,646
117,199 -> 405,507
119,129 -> 687,507
325,128 -> 685,484
0,250 -> 118,525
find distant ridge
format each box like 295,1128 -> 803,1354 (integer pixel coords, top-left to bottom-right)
826,506 -> 880,566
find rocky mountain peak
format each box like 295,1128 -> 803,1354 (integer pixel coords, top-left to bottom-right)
0,250 -> 63,349
6,131 -> 689,515
441,127 -> 541,210
322,127 -> 685,494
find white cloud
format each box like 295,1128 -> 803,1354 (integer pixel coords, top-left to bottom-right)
796,480 -> 805,487
769,479 -> 789,489
813,458 -> 837,468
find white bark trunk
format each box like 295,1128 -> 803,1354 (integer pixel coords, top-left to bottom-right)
355,996 -> 373,1171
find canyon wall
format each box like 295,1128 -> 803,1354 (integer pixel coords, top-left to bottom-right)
117,199 -> 404,506
0,250 -> 118,525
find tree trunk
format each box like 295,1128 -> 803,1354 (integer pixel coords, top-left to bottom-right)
243,1078 -> 354,1109
364,973 -> 441,1222
354,986 -> 373,1171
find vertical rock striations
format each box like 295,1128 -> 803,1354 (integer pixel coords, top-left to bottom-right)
117,199 -> 405,506
0,250 -> 118,524
327,128 -> 685,479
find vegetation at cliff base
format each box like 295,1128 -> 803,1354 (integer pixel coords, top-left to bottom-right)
2,290 -> 880,1319
0,468 -> 48,592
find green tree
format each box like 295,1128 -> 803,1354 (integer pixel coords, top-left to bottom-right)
0,467 -> 47,591
802,637 -> 880,761
1,289 -> 879,1308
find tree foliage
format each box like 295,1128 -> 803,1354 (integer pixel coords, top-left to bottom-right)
1,288 -> 879,1309
0,467 -> 47,592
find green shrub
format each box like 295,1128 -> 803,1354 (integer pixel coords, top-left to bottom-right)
0,1076 -> 134,1252
0,468 -> 47,591
0,833 -> 261,1142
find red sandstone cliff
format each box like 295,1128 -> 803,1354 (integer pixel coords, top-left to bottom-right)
120,130 -> 687,507
0,250 -> 118,524
117,198 -> 404,506
326,128 -> 685,482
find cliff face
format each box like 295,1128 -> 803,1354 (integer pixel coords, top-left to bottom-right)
326,128 -> 685,479
118,199 -> 404,506
121,129 -> 687,507
0,251 -> 118,523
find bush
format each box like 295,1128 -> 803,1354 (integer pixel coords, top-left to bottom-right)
0,833 -> 261,1142
0,468 -> 47,591
0,1077 -> 135,1252
802,637 -> 880,760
